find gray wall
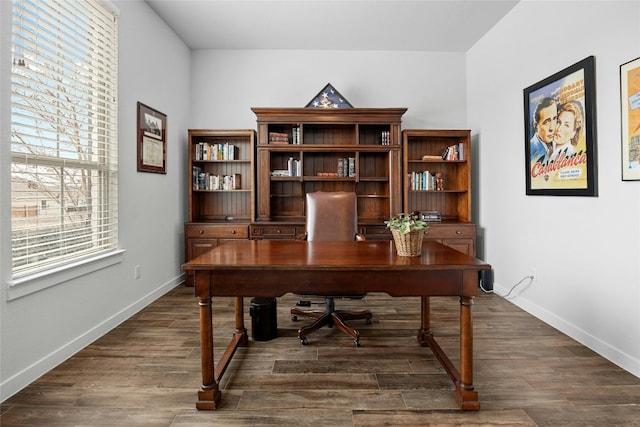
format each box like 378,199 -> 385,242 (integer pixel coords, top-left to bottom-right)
0,0 -> 190,400
468,0 -> 640,376
189,49 -> 469,130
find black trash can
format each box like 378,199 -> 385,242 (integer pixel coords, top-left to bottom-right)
249,297 -> 278,341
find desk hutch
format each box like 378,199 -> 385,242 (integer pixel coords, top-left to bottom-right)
184,109 -> 476,286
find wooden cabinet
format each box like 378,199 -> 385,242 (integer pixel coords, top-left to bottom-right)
182,124 -> 477,285
252,108 -> 406,231
423,223 -> 476,256
185,223 -> 249,261
184,129 -> 255,286
402,129 -> 475,255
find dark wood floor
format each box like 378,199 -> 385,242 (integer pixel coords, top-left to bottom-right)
2,286 -> 640,426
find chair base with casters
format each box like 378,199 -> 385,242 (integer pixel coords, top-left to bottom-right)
291,297 -> 372,346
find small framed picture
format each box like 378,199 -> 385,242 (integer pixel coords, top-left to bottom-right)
620,56 -> 640,181
137,102 -> 166,174
523,56 -> 598,196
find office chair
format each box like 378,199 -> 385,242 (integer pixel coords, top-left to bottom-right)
291,191 -> 372,346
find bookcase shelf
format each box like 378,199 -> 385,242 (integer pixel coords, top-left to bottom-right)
402,129 -> 472,222
184,129 -> 256,286
253,107 -> 405,228
402,129 -> 475,256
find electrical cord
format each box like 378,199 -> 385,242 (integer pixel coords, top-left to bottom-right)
480,275 -> 534,298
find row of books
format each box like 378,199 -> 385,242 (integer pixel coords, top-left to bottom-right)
268,132 -> 289,144
292,125 -> 301,144
380,130 -> 391,145
271,157 -> 301,177
337,157 -> 356,177
269,126 -> 303,145
408,171 -> 444,191
442,143 -> 464,161
270,157 -> 357,178
195,142 -> 236,161
193,167 -> 241,190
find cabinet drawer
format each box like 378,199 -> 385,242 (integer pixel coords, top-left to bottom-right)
185,224 -> 248,239
424,224 -> 475,239
250,225 -> 299,238
360,225 -> 391,239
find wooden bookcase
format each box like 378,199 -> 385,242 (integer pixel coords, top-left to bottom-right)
251,108 -> 406,238
402,129 -> 476,255
184,129 -> 255,286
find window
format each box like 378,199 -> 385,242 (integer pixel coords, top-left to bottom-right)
11,0 -> 119,279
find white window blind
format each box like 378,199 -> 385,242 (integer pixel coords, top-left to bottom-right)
11,0 -> 119,278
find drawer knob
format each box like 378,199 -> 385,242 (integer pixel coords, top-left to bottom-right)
199,229 -> 204,234
276,229 -> 281,233
231,230 -> 236,234
456,231 -> 461,235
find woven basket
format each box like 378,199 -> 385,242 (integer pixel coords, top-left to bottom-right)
391,228 -> 424,257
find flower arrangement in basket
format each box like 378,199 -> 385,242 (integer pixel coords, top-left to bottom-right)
384,212 -> 428,257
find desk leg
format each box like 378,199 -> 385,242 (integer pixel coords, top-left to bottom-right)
454,295 -> 479,410
234,296 -> 249,344
417,296 -> 431,346
197,296 -> 221,410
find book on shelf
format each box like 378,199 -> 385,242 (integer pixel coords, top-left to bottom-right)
192,166 -> 202,190
421,211 -> 442,222
408,171 -> 444,191
286,157 -> 301,177
193,169 -> 241,190
441,143 -> 464,161
336,157 -> 356,177
291,125 -> 301,145
269,132 -> 289,144
195,142 -> 236,160
381,130 -> 390,145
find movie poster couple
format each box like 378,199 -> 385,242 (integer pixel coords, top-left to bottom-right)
527,68 -> 589,191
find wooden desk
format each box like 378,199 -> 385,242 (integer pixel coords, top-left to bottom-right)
182,239 -> 491,411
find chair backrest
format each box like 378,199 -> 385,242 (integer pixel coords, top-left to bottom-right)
305,191 -> 358,242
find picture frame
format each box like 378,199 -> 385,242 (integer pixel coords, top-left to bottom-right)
137,102 -> 167,174
620,56 -> 640,181
523,56 -> 598,196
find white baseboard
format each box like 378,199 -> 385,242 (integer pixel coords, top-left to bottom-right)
493,282 -> 640,379
0,275 -> 184,402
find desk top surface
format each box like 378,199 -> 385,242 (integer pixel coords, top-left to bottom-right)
183,240 -> 490,272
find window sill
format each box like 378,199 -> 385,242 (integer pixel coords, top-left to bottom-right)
6,249 -> 126,301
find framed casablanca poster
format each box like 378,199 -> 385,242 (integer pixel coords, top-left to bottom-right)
523,56 -> 598,196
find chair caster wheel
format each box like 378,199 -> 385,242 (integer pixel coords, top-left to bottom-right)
366,318 -> 372,325
300,337 -> 308,345
291,315 -> 298,321
354,339 -> 361,347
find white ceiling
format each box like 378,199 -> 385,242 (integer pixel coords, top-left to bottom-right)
145,0 -> 519,52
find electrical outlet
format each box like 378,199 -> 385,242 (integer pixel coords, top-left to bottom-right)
134,265 -> 141,280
